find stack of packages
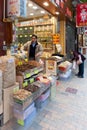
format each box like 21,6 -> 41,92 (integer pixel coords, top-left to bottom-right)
0,56 -> 19,124
58,61 -> 72,80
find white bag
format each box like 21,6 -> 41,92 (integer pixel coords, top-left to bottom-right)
72,60 -> 76,70
77,55 -> 82,65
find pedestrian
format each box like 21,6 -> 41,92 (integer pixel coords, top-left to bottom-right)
72,51 -> 86,78
21,34 -> 43,62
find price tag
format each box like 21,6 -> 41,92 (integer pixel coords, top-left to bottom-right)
34,70 -> 38,74
18,62 -> 22,66
26,73 -> 31,78
30,78 -> 34,83
23,81 -> 28,87
17,119 -> 24,126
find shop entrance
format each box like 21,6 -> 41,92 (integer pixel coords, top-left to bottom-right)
66,24 -> 76,59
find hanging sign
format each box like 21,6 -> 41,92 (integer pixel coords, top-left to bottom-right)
7,0 -> 26,17
76,3 -> 87,27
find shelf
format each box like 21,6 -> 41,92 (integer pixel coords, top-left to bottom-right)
17,24 -> 53,27
35,24 -> 53,26
35,31 -> 53,32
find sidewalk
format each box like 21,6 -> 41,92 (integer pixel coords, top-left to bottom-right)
1,60 -> 87,130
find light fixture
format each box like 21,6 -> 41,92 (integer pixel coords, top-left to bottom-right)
30,13 -> 34,16
33,6 -> 38,10
41,11 -> 45,14
43,2 -> 49,6
28,3 -> 33,7
55,12 -> 59,15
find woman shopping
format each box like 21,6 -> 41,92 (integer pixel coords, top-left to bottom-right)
72,51 -> 86,78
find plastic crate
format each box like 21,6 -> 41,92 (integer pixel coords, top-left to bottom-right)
17,107 -> 36,126
14,102 -> 35,120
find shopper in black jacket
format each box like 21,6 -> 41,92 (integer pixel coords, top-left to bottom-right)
72,51 -> 86,78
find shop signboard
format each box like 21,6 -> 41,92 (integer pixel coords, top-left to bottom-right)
76,3 -> 87,27
7,0 -> 26,17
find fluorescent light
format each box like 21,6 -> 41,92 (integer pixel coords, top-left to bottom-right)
28,3 -> 33,7
43,2 -> 49,6
41,11 -> 45,14
30,13 -> 34,16
33,6 -> 38,10
55,12 -> 59,15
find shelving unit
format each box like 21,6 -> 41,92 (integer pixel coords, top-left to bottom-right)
16,26 -> 34,43
16,23 -> 53,48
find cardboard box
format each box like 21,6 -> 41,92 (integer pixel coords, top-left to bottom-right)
3,82 -> 19,124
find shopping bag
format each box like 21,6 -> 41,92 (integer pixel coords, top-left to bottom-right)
77,55 -> 82,65
72,60 -> 76,70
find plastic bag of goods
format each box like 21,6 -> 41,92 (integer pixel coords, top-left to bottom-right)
0,56 -> 16,88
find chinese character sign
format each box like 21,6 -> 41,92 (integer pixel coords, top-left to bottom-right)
7,0 -> 20,17
7,0 -> 26,17
76,3 -> 87,27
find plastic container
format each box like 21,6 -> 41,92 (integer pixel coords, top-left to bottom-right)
14,102 -> 35,120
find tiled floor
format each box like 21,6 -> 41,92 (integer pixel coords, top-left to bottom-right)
1,59 -> 87,130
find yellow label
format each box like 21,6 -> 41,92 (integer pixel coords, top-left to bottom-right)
23,81 -> 28,87
26,73 -> 31,78
17,119 -> 24,126
30,78 -> 34,83
25,58 -> 28,62
34,70 -> 38,74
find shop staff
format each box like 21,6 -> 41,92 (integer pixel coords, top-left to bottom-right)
21,34 -> 43,61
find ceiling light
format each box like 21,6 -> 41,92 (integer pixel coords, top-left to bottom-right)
41,11 -> 45,14
55,12 -> 59,15
30,13 -> 34,16
33,6 -> 38,10
43,2 -> 49,6
28,3 -> 33,7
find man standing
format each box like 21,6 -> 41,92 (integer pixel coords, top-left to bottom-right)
21,34 -> 43,61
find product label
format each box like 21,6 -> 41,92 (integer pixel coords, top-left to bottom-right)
23,81 -> 28,87
30,78 -> 34,83
26,73 -> 31,78
34,70 -> 38,74
17,119 -> 24,126
8,58 -> 14,63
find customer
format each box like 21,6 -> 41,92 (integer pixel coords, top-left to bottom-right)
72,51 -> 86,78
21,34 -> 43,61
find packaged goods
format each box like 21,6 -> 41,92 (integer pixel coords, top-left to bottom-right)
13,89 -> 31,101
0,56 -> 16,88
58,61 -> 72,72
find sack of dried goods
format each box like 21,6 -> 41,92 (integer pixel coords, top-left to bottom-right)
0,56 -> 16,88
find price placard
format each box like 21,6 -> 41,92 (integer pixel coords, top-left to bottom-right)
30,78 -> 34,83
34,70 -> 38,74
26,73 -> 31,78
17,119 -> 24,126
23,81 -> 28,87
